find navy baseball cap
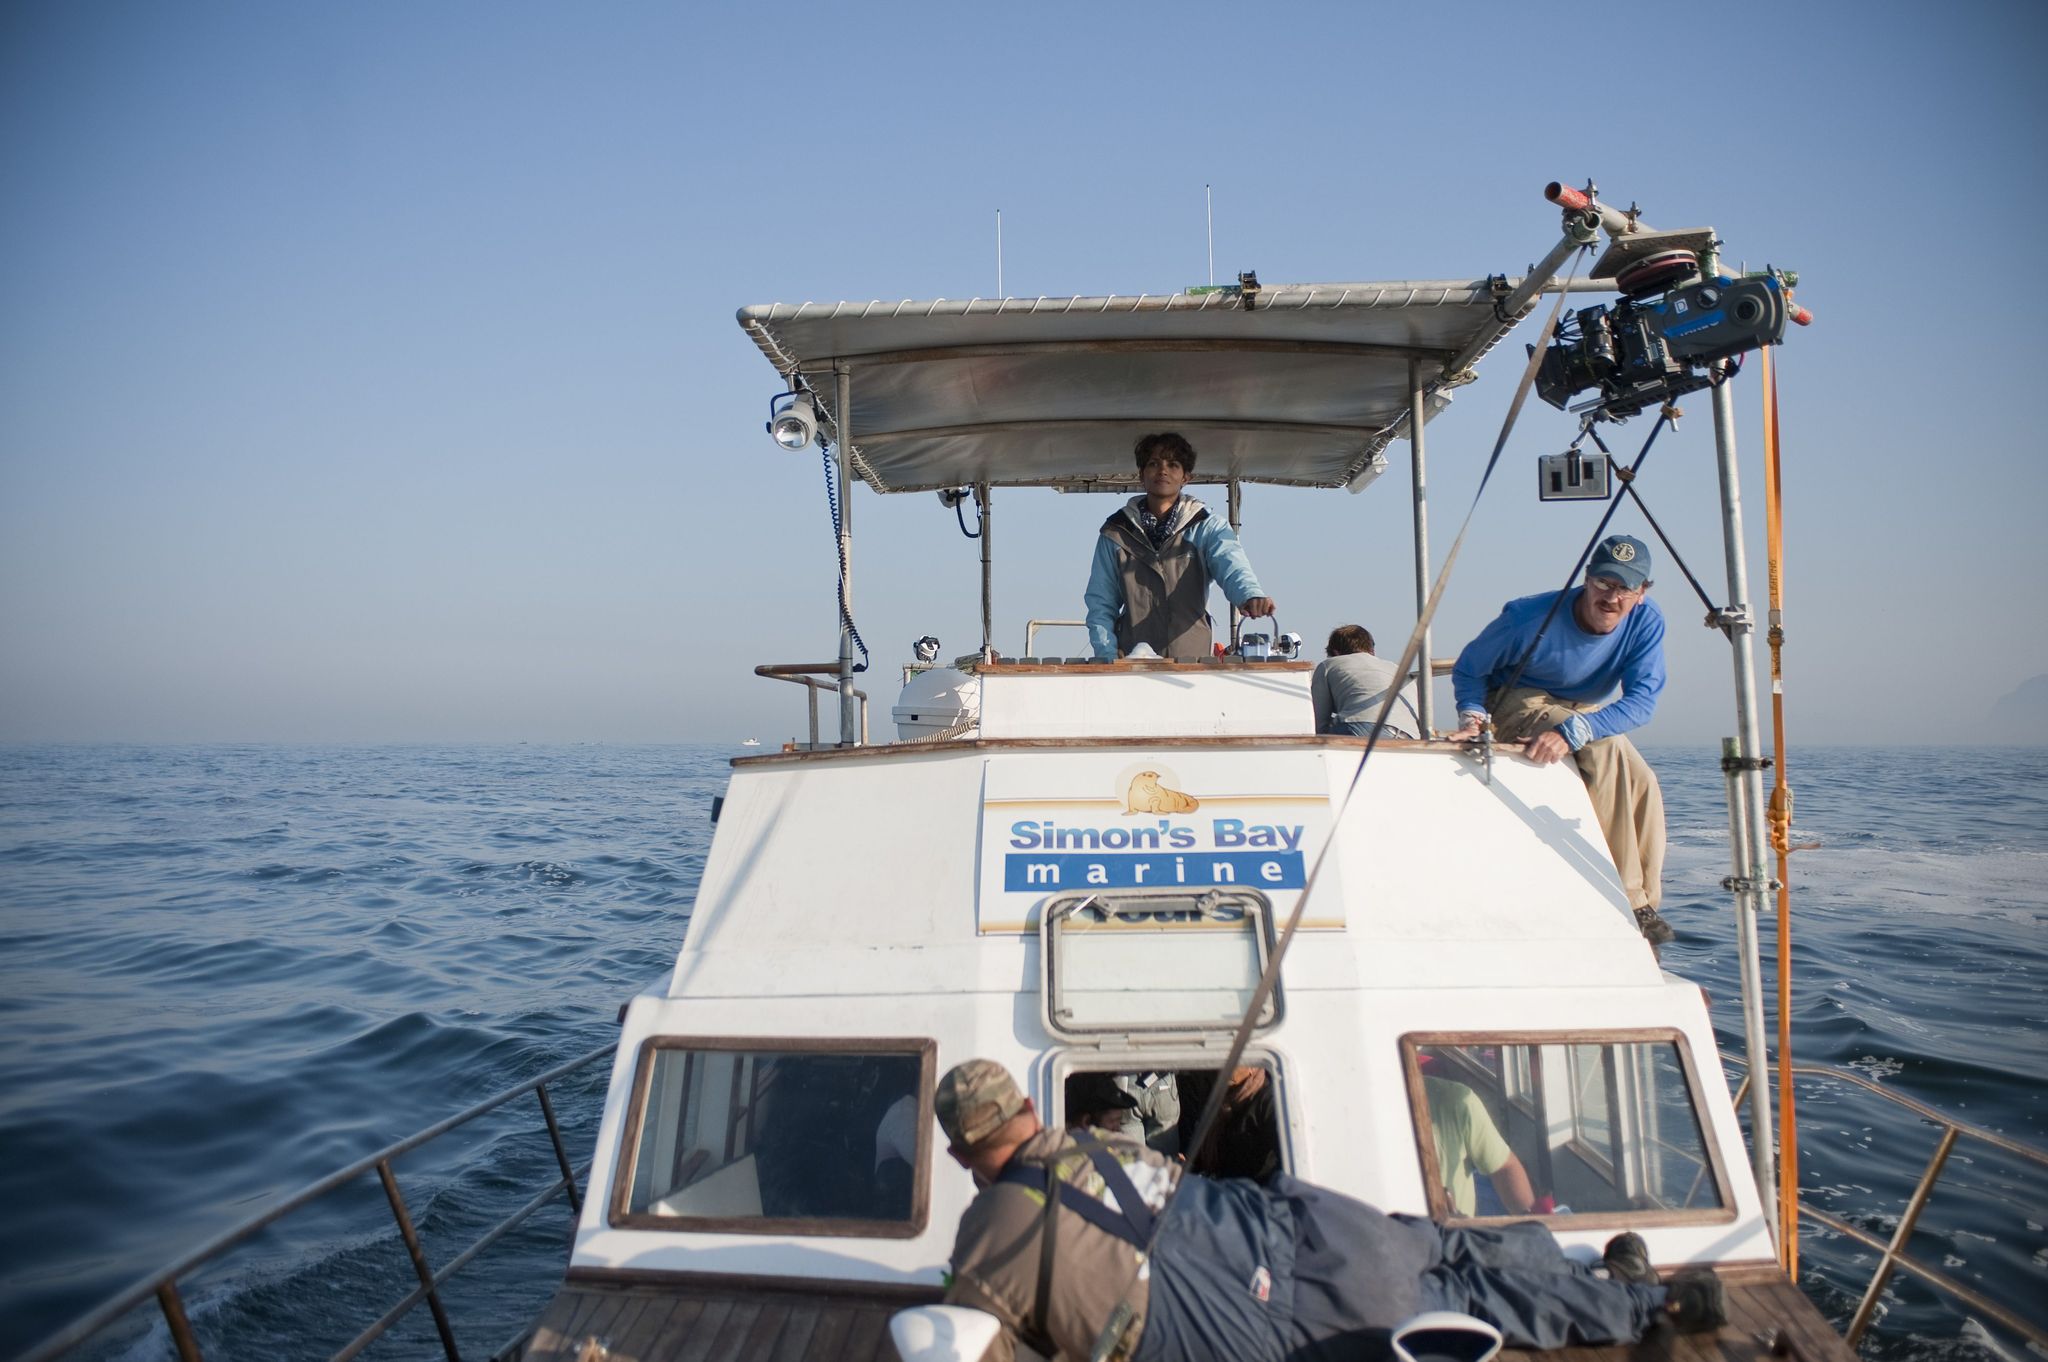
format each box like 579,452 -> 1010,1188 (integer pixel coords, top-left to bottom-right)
1587,534 -> 1652,589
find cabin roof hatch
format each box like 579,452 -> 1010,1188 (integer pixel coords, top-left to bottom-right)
1039,887 -> 1284,1045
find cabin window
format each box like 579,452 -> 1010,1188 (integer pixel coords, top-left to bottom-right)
1059,1060 -> 1287,1182
1401,1032 -> 1733,1228
610,1037 -> 935,1237
1567,1044 -> 1616,1174
1502,1046 -> 1537,1117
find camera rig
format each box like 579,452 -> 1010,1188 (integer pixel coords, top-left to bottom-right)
1534,235 -> 1797,419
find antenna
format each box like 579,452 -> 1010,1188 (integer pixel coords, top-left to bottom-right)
996,209 -> 1004,298
1205,185 -> 1214,286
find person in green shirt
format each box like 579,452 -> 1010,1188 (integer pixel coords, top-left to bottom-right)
1426,1076 -> 1536,1216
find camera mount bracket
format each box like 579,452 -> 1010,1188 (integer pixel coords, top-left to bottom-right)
1590,226 -> 1718,281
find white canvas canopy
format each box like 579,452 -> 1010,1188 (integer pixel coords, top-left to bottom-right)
737,278 -> 1562,495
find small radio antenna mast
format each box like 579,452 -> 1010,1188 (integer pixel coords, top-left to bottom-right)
1205,185 -> 1214,286
996,209 -> 1004,298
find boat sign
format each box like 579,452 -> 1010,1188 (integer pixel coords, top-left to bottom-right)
977,752 -> 1340,934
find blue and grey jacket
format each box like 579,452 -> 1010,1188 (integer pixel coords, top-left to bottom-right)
1084,496 -> 1267,661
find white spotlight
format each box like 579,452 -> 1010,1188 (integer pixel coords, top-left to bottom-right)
767,393 -> 818,451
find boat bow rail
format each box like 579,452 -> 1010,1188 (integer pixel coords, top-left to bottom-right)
753,661 -> 870,749
1721,1057 -> 2048,1350
24,1045 -> 614,1362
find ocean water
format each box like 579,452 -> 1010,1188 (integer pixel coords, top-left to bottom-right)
0,743 -> 2042,1360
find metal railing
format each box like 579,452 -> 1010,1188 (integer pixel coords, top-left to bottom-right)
754,662 -> 869,747
1023,619 -> 1088,657
1723,1055 -> 2048,1350
24,1043 -> 615,1362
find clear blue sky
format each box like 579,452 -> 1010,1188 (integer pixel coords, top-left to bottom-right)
3,0 -> 2043,745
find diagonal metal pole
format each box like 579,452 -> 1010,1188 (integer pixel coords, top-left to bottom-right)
537,1085 -> 582,1214
1845,1127 -> 1957,1346
156,1283 -> 203,1362
378,1160 -> 461,1361
1616,479 -> 1720,616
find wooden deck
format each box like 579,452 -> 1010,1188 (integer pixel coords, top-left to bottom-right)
1502,1264 -> 1856,1362
513,1269 -> 942,1362
517,1262 -> 1852,1362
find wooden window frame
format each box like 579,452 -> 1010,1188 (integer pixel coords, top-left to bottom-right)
1402,1028 -> 1736,1230
609,1035 -> 937,1239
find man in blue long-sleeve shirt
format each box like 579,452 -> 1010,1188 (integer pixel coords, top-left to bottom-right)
1084,433 -> 1275,661
1447,535 -> 1674,944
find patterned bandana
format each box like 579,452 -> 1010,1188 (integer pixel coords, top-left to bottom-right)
1131,496 -> 1197,548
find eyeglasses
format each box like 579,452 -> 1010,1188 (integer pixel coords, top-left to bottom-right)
1586,575 -> 1642,596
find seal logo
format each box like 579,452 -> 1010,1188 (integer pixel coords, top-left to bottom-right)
1123,770 -> 1199,815
1609,540 -> 1636,561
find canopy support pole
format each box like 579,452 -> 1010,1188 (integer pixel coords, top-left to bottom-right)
1227,477 -> 1243,650
977,481 -> 993,659
1701,234 -> 1780,1240
1407,357 -> 1434,733
835,364 -> 857,746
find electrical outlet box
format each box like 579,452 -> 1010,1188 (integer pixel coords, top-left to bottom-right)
1538,451 -> 1612,502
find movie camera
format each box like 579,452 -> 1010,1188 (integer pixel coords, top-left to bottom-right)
1534,247 -> 1793,418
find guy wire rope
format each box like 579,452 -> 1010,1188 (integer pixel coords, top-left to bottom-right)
1761,343 -> 1801,1275
1583,423 -> 1726,620
1082,240 -> 1597,1362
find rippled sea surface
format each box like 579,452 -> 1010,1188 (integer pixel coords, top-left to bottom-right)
1,743 -> 2042,1359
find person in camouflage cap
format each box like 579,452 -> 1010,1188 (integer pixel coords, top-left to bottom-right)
935,1058 -> 1031,1151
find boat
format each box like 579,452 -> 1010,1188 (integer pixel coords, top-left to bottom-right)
29,181 -> 2047,1362
741,739 -> 763,748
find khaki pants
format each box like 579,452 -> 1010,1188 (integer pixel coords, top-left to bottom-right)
1490,687 -> 1666,912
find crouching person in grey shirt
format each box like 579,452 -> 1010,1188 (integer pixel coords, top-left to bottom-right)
1311,625 -> 1421,739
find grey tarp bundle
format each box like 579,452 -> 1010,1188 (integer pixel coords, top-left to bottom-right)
1132,1174 -> 1667,1362
1134,1173 -> 1433,1362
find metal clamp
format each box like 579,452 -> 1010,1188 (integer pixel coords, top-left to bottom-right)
1706,604 -> 1752,636
1488,273 -> 1516,323
1721,874 -> 1784,894
1457,715 -> 1496,786
1720,754 -> 1774,774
